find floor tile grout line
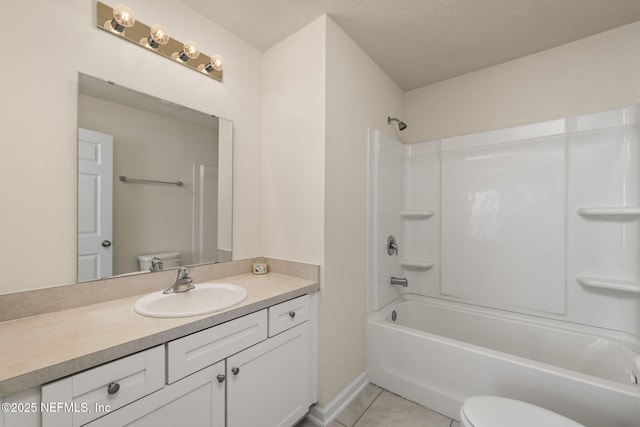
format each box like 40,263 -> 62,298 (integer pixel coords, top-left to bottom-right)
350,388 -> 384,427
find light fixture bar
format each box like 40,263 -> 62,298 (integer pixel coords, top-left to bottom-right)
96,2 -> 223,82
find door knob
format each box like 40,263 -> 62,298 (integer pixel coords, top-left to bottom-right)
102,240 -> 112,247
231,367 -> 240,375
216,374 -> 226,383
288,311 -> 296,318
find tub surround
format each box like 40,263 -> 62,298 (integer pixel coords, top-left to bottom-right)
367,104 -> 640,427
0,259 -> 319,397
369,104 -> 640,334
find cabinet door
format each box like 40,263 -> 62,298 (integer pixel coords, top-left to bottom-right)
85,361 -> 226,427
0,388 -> 40,427
227,323 -> 311,427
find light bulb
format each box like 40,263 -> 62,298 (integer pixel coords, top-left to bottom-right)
148,25 -> 170,48
209,55 -> 224,71
110,5 -> 136,33
178,41 -> 200,61
200,54 -> 224,73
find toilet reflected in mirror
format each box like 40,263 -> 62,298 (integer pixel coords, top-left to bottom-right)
137,252 -> 182,272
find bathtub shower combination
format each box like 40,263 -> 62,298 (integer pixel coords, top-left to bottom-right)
366,105 -> 640,427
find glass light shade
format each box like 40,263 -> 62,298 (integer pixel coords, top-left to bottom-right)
150,25 -> 170,46
182,41 -> 200,60
210,55 -> 224,71
112,5 -> 136,28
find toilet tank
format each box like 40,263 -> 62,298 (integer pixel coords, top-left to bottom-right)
138,251 -> 182,272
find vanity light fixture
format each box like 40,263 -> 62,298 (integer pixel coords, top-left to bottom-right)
96,2 -> 223,82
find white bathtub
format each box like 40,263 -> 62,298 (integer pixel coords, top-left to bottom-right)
366,294 -> 640,427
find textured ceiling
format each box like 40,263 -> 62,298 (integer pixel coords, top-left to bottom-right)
179,0 -> 640,90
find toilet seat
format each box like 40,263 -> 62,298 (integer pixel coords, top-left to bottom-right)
460,396 -> 585,427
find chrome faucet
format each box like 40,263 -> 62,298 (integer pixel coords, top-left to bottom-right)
163,267 -> 195,294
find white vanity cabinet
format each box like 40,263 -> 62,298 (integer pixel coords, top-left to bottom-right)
37,293 -> 315,427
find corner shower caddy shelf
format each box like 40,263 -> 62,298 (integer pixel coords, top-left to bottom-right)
576,206 -> 640,219
576,276 -> 640,295
401,210 -> 434,219
400,259 -> 434,270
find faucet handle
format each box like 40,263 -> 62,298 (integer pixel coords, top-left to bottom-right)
177,266 -> 191,277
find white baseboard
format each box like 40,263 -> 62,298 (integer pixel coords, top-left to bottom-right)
306,372 -> 368,426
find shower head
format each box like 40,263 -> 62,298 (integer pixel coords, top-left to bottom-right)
388,116 -> 407,131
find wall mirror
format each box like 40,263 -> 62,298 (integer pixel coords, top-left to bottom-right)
78,73 -> 233,282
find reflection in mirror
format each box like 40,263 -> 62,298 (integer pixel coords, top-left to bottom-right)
77,74 -> 232,282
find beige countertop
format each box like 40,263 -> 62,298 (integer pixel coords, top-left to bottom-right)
0,272 -> 318,397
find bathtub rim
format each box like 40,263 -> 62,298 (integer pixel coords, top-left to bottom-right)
367,293 -> 640,395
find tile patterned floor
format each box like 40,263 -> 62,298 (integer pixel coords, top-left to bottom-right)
296,384 -> 461,427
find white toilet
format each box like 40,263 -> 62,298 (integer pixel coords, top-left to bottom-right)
138,251 -> 182,272
460,396 -> 585,427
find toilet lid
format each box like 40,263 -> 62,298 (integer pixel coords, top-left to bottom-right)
461,396 -> 585,427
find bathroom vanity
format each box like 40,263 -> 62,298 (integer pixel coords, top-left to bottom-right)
0,264 -> 318,427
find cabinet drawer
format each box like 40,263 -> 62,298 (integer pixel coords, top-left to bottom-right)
268,295 -> 309,337
167,310 -> 267,383
84,361 -> 226,427
41,345 -> 164,427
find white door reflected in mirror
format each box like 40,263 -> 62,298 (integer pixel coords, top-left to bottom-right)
78,128 -> 113,282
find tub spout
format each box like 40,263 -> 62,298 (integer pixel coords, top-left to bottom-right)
390,276 -> 408,287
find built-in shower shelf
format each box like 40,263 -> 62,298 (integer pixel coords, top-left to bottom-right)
576,206 -> 640,218
576,276 -> 640,295
400,259 -> 434,270
401,210 -> 434,219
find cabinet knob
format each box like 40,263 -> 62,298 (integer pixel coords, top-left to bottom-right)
216,374 -> 226,383
288,311 -> 296,318
231,367 -> 240,375
107,382 -> 120,395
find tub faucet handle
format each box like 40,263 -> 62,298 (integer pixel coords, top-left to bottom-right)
387,235 -> 399,256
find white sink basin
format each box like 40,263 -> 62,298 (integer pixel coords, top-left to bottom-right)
133,282 -> 248,318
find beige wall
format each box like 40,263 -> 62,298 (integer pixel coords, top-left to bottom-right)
0,0 -> 262,293
261,17 -> 327,264
261,16 -> 403,407
404,21 -> 640,143
322,18 -> 403,405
